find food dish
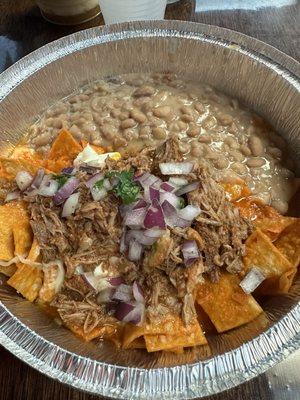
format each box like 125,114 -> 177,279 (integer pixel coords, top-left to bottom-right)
0,72 -> 298,353
0,21 -> 299,398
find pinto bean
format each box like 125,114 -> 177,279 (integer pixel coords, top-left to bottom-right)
130,109 -> 147,123
153,106 -> 171,118
194,102 -> 205,114
181,114 -> 194,123
121,118 -> 136,129
187,127 -> 200,137
246,157 -> 266,168
133,85 -> 155,97
152,127 -> 167,140
213,158 -> 229,169
248,136 -> 264,156
240,144 -> 252,156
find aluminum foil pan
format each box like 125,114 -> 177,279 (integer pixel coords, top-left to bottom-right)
0,21 -> 299,399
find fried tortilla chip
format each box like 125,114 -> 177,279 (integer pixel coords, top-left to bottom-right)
243,229 -> 295,294
8,239 -> 43,302
234,198 -> 280,221
0,201 -> 30,261
275,220 -> 300,269
144,320 -> 207,352
254,216 -> 296,242
45,130 -> 82,173
0,264 -> 17,277
123,315 -> 207,351
0,157 -> 41,180
0,213 -> 14,261
13,222 -> 33,256
65,323 -> 121,343
221,181 -> 251,202
196,273 -> 263,333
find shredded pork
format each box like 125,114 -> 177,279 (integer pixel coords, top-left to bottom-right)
23,138 -> 252,330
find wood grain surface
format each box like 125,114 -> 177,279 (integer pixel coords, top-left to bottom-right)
0,1 -> 299,399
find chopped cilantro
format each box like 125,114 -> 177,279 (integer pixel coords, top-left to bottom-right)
94,179 -> 104,190
106,169 -> 140,204
178,198 -> 185,209
53,175 -> 69,189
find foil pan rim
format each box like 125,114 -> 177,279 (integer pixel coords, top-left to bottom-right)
0,21 -> 299,398
1,302 -> 299,398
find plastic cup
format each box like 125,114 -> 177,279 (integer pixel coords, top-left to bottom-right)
98,0 -> 168,24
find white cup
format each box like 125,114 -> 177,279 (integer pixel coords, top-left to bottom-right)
98,0 -> 167,24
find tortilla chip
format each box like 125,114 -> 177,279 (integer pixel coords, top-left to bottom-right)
0,213 -> 14,260
80,140 -> 105,154
221,181 -> 251,202
254,216 -> 296,242
125,336 -> 146,349
0,157 -> 41,180
11,146 -> 44,167
123,315 -> 207,351
144,320 -> 207,352
234,198 -> 280,221
243,229 -> 295,294
196,273 -> 263,333
275,220 -> 300,269
13,222 -> 33,256
0,201 -> 30,260
7,238 -> 43,302
0,264 -> 17,277
65,323 -> 120,343
45,130 -> 82,173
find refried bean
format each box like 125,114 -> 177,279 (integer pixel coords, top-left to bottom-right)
28,73 -> 299,214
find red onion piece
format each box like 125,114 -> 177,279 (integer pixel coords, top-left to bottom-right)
124,302 -> 145,324
115,301 -> 144,325
144,199 -> 166,229
133,281 -> 144,303
160,182 -> 175,192
239,267 -> 266,294
159,191 -> 181,208
85,173 -> 104,189
112,284 -> 132,302
91,186 -> 107,201
133,199 -> 148,210
61,167 -> 74,175
126,230 -> 157,246
53,177 -> 79,205
161,200 -> 190,228
120,229 -> 127,253
124,207 -> 147,228
82,272 -> 99,291
159,162 -> 194,175
178,205 -> 201,221
119,204 -> 133,218
149,186 -> 160,202
168,177 -> 189,187
62,192 -> 79,217
135,172 -> 161,189
143,228 -> 165,238
97,288 -> 114,303
103,178 -> 112,190
15,171 -> 33,191
114,301 -> 135,321
176,181 -> 200,196
31,168 -> 45,189
38,178 -> 59,197
5,191 -> 20,202
128,240 -> 143,261
108,276 -> 125,286
182,240 -> 200,266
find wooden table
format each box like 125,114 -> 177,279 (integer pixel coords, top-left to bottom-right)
0,1 -> 299,399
